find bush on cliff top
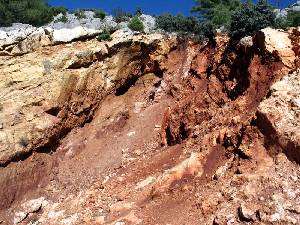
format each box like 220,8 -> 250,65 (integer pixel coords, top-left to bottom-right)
156,14 -> 200,34
192,0 -> 241,29
128,16 -> 144,32
156,0 -> 285,42
97,30 -> 112,41
230,0 -> 276,39
274,11 -> 300,28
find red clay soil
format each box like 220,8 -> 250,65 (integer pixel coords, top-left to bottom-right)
0,31 -> 299,225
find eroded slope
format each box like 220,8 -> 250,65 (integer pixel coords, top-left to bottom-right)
0,27 -> 299,225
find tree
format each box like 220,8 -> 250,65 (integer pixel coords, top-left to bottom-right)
230,0 -> 276,39
287,11 -> 300,27
0,2 -> 13,26
192,0 -> 240,28
0,0 -> 66,27
156,14 -> 200,33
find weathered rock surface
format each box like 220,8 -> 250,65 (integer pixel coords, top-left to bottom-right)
0,26 -> 299,225
258,69 -> 300,163
0,13 -> 156,55
0,32 -> 177,166
0,24 -> 52,55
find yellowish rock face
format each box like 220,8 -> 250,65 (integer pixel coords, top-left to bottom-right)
0,33 -> 177,166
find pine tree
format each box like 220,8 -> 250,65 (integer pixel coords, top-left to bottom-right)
230,0 -> 276,39
191,0 -> 240,28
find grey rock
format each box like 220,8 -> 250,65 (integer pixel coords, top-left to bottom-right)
0,25 -> 51,55
0,24 -> 35,50
140,14 -> 156,33
102,16 -> 118,32
238,36 -> 253,48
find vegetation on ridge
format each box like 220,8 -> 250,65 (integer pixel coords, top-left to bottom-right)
156,0 -> 299,41
0,0 -> 67,27
0,0 -> 299,42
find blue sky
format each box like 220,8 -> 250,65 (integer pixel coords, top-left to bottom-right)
48,0 -> 297,15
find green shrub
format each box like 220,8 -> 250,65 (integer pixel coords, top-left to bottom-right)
0,3 -> 13,27
93,9 -> 106,20
112,8 -> 132,23
0,0 -> 55,27
156,14 -> 199,33
274,16 -> 290,29
0,0 -> 69,27
97,30 -> 112,41
230,0 -> 276,39
128,16 -> 144,32
192,0 -> 240,29
287,11 -> 300,27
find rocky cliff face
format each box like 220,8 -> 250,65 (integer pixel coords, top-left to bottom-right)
0,27 -> 299,225
0,31 -> 177,166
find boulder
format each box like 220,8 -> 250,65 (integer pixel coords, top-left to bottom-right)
0,23 -> 36,50
256,27 -> 296,69
0,24 -> 51,55
140,14 -> 156,33
52,26 -> 100,44
257,69 -> 300,163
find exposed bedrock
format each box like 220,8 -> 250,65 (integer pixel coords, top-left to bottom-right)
0,32 -> 177,166
0,26 -> 299,224
161,27 -> 299,160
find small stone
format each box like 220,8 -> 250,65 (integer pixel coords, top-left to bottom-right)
110,202 -> 134,213
136,176 -> 156,190
238,204 -> 256,222
127,131 -> 136,137
270,213 -> 281,222
14,212 -> 28,224
290,175 -> 298,181
226,214 -> 235,224
285,216 -> 297,224
134,149 -> 142,156
22,197 -> 45,213
95,216 -> 105,224
115,222 -> 125,225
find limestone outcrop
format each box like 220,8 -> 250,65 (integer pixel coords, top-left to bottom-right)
0,13 -> 157,56
0,31 -> 177,166
257,69 -> 300,163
